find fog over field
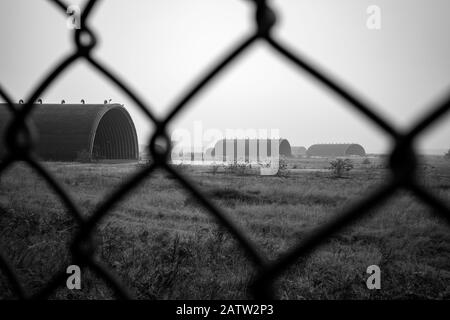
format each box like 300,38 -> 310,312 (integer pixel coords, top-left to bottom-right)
1,0 -> 450,154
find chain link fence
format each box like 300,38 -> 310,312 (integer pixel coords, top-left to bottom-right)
0,0 -> 449,299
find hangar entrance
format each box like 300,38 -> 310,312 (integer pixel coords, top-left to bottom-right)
92,108 -> 138,160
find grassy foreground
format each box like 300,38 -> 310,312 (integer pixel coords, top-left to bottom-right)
0,156 -> 449,299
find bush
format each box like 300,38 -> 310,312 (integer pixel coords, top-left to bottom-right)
276,157 -> 289,177
257,157 -> 289,177
362,158 -> 371,165
329,159 -> 353,178
227,161 -> 252,175
445,149 -> 450,160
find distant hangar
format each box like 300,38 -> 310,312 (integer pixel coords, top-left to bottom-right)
0,103 -> 139,161
306,143 -> 366,157
213,139 -> 292,162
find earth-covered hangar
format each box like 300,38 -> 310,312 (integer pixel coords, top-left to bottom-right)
306,143 -> 366,157
213,138 -> 292,162
0,103 -> 139,161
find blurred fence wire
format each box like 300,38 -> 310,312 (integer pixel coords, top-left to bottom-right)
0,0 -> 449,299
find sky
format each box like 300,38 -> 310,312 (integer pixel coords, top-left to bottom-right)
0,0 -> 449,154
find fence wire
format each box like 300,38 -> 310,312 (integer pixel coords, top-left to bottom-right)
0,0 -> 449,300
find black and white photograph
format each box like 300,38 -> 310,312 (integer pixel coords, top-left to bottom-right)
0,0 -> 449,312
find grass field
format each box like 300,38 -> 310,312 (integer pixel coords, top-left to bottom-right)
0,156 -> 449,299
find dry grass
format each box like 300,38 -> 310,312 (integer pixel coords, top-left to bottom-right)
0,156 -> 449,299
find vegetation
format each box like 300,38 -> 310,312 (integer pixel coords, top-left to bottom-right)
445,149 -> 450,160
329,159 -> 354,178
276,157 -> 289,177
0,156 -> 449,299
226,161 -> 252,175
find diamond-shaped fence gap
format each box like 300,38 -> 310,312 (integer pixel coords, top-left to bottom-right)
26,58 -> 158,162
264,37 -> 399,138
164,155 -> 393,292
0,162 -> 80,298
250,180 -> 399,299
275,241 -> 384,300
414,150 -> 450,189
82,166 -> 250,299
179,155 -> 393,274
165,41 -> 390,158
42,162 -> 143,221
273,190 -> 450,299
413,110 -> 450,161
0,2 -> 73,99
0,161 -> 159,299
84,0 -> 251,117
350,193 -> 450,299
162,34 -> 258,126
163,163 -> 267,268
270,0 -> 450,133
35,58 -> 157,124
409,112 -> 450,214
37,163 -> 163,299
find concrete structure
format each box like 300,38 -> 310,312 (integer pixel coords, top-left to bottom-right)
0,103 -> 139,161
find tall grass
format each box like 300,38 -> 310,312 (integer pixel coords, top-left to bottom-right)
0,157 -> 449,299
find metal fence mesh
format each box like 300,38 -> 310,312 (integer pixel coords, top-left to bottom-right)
0,0 -> 449,300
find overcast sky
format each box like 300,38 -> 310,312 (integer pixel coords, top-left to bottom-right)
1,0 -> 449,154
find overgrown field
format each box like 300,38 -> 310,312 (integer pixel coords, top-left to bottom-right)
0,156 -> 449,299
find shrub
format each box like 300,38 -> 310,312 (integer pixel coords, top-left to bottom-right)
445,149 -> 450,160
362,158 -> 371,165
329,159 -> 353,178
276,157 -> 289,177
227,161 -> 252,175
257,157 -> 289,177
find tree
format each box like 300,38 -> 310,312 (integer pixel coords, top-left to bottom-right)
445,149 -> 450,160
